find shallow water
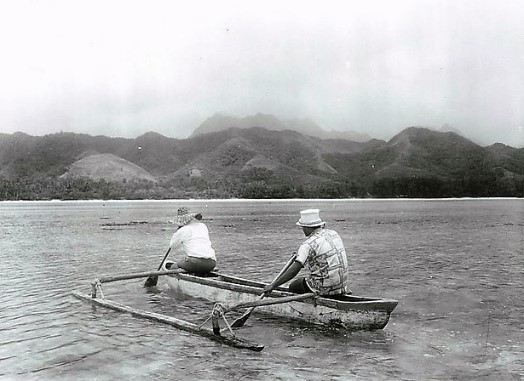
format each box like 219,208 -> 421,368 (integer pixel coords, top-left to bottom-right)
0,199 -> 522,380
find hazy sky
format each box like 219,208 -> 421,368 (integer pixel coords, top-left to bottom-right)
0,0 -> 522,146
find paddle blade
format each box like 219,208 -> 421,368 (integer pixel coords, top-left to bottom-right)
143,275 -> 159,287
231,307 -> 254,328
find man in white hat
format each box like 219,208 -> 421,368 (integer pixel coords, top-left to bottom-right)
263,209 -> 350,296
166,207 -> 217,274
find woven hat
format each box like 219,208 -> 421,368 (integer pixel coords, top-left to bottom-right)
174,207 -> 198,227
296,209 -> 326,227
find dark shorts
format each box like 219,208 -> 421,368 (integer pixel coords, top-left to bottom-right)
177,257 -> 216,274
289,277 -> 313,294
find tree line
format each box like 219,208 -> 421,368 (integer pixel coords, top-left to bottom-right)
1,172 -> 521,201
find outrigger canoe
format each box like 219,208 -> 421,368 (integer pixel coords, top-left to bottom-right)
163,269 -> 398,331
71,267 -> 398,352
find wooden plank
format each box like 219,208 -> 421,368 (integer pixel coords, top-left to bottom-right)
215,273 -> 289,292
71,291 -> 264,352
176,273 -> 263,295
224,293 -> 317,313
99,269 -> 183,283
215,273 -> 265,288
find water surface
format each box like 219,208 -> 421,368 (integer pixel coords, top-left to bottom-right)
1,199 -> 522,380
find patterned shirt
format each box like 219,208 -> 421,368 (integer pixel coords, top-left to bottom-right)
295,228 -> 349,295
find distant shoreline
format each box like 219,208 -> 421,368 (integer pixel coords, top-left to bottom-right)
1,197 -> 521,204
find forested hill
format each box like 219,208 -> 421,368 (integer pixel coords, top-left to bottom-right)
0,127 -> 522,200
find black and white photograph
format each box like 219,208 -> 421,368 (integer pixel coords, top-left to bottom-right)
1,0 -> 522,380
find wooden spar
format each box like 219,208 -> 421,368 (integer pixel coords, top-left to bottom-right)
223,293 -> 317,313
71,291 -> 264,352
98,269 -> 183,284
91,270 -> 183,298
228,254 -> 297,329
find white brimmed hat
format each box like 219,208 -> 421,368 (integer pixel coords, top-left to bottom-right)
296,209 -> 326,227
174,207 -> 198,227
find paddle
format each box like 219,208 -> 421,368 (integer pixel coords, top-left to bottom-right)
231,253 -> 296,328
143,247 -> 172,287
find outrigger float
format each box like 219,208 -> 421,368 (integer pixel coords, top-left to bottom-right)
72,268 -> 398,351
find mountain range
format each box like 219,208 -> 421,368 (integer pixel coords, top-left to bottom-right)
0,114 -> 522,199
192,113 -> 372,142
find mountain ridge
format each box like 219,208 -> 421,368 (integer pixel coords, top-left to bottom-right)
0,125 -> 522,199
192,113 -> 372,142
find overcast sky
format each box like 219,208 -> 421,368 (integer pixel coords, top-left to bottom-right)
0,0 -> 522,146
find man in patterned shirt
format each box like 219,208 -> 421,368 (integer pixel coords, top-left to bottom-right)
263,209 -> 350,296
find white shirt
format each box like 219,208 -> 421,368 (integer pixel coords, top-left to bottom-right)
169,220 -> 216,260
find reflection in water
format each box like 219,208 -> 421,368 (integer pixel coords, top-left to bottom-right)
0,199 -> 522,380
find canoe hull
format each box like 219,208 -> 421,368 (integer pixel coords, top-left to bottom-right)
163,271 -> 398,331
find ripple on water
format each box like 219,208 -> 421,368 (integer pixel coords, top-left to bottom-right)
0,199 -> 522,380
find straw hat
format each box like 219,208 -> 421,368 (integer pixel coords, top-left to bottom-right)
174,207 -> 198,227
296,209 -> 326,227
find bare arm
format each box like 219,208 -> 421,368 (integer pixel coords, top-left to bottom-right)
265,261 -> 303,292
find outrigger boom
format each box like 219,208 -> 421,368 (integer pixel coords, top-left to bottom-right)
72,269 -> 265,351
71,290 -> 264,351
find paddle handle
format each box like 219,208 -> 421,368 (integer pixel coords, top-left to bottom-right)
265,253 -> 297,293
143,247 -> 173,287
230,253 -> 298,328
238,254 -> 295,312
157,247 -> 172,270
226,292 -> 315,313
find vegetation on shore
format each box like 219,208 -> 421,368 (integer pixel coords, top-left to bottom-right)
1,170 -> 521,200
1,126 -> 522,200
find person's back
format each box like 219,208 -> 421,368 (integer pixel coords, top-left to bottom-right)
263,208 -> 350,297
297,227 -> 349,296
168,207 -> 216,274
174,220 -> 216,260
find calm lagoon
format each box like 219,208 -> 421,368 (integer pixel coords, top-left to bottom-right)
1,198 -> 522,380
